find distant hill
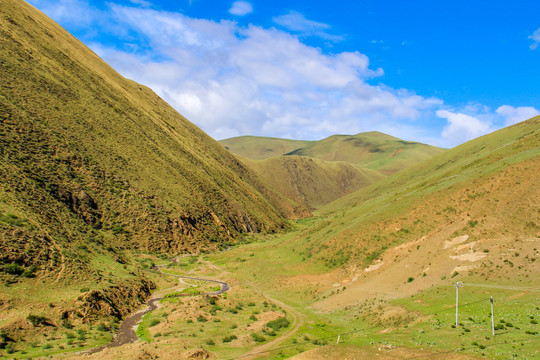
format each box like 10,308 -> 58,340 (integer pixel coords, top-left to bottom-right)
220,132 -> 446,175
0,0 -> 308,330
220,136 -> 313,160
243,155 -> 385,209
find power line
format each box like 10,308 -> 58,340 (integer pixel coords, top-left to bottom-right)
227,295 -> 535,360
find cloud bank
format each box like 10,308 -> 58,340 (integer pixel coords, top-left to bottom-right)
27,0 -> 540,147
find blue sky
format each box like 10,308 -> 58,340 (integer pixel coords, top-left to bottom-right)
28,0 -> 540,147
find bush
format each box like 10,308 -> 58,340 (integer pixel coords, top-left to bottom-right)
27,314 -> 48,327
2,263 -> 24,275
22,266 -> 38,278
196,315 -> 207,323
149,319 -> 161,327
251,333 -> 265,342
206,339 -> 215,345
5,343 -> 15,354
266,317 -> 290,331
407,277 -> 414,283
222,335 -> 237,343
0,331 -> 11,350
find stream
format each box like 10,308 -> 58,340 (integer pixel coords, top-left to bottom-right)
85,264 -> 230,355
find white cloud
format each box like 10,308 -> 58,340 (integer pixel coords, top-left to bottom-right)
496,105 -> 539,126
437,110 -> 492,145
129,0 -> 153,7
273,11 -> 343,41
27,0 -> 98,27
87,4 -> 441,143
229,1 -> 253,16
529,28 -> 540,50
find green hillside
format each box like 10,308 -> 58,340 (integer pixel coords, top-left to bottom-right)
292,116 -> 539,279
0,0 -> 308,348
220,136 -> 313,160
287,131 -> 446,174
221,132 -> 446,175
243,155 -> 385,209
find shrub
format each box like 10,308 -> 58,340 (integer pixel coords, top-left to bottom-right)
206,339 -> 215,345
251,333 -> 265,342
266,317 -> 290,331
2,263 -> 24,275
222,335 -> 237,343
407,277 -> 414,283
27,315 -> 48,327
149,319 -> 161,327
196,315 -> 207,323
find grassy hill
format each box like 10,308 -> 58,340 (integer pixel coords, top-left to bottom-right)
221,132 -> 446,175
243,155 -> 385,209
292,116 -> 539,299
0,0 -> 308,350
220,136 -> 313,160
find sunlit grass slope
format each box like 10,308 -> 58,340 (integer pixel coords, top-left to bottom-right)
221,132 -> 446,175
286,116 -> 539,303
0,0 -> 305,263
220,136 -> 313,160
243,155 -> 385,209
0,0 -> 306,352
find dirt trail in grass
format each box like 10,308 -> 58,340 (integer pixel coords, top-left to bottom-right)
235,283 -> 304,360
85,264 -> 230,355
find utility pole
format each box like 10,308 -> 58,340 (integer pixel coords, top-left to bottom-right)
490,296 -> 495,336
337,334 -> 341,344
454,281 -> 464,327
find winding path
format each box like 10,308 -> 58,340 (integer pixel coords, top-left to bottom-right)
85,263 -> 230,355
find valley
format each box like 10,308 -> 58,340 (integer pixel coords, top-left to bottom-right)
0,0 -> 538,359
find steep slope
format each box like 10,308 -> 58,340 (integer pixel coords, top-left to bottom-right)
0,0 -> 307,344
243,155 -> 385,209
220,136 -> 313,160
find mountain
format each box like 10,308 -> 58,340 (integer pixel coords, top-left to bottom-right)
286,116 -> 540,308
221,132 -> 446,175
242,155 -> 385,209
0,0 -> 308,340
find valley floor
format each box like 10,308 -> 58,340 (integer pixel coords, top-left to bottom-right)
43,219 -> 539,360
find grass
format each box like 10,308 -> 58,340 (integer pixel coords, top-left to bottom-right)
220,132 -> 445,175
243,155 -> 385,209
388,282 -> 540,359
